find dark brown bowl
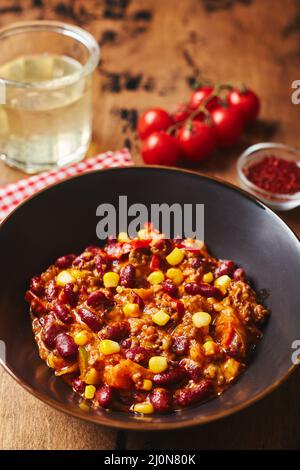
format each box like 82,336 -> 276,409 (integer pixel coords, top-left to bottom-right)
0,166 -> 299,430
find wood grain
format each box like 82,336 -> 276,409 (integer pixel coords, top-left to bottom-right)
0,0 -> 300,450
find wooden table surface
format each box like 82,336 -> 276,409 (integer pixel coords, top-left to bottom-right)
0,0 -> 300,450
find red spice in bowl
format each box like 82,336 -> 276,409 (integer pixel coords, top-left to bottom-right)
244,156 -> 300,195
237,143 -> 300,210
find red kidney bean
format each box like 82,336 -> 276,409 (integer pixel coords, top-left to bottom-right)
76,252 -> 94,264
180,359 -> 202,381
152,239 -> 165,251
55,254 -> 76,269
85,245 -> 100,254
125,347 -> 152,365
86,290 -> 107,308
184,282 -> 201,295
162,279 -> 178,297
152,238 -> 172,255
53,303 -> 73,324
78,307 -> 102,332
46,280 -> 59,302
233,268 -> 245,281
190,257 -> 204,269
72,377 -> 85,394
95,385 -> 114,408
80,285 -> 88,296
94,254 -> 107,274
174,299 -> 185,316
120,337 -> 132,349
176,379 -> 212,407
39,316 -> 47,327
105,321 -> 130,341
55,333 -> 78,359
184,282 -> 223,300
173,336 -> 189,356
43,323 -> 64,349
62,283 -> 78,307
131,290 -> 145,311
215,259 -> 235,277
72,258 -> 86,270
150,388 -> 172,413
120,264 -> 136,288
198,283 -> 224,300
153,366 -> 187,386
30,276 -> 44,296
173,238 -> 183,247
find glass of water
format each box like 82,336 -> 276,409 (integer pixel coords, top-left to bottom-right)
0,21 -> 100,173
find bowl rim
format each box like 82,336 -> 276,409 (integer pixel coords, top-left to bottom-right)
0,164 -> 299,431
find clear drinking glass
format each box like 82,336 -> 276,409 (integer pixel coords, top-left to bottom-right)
0,21 -> 100,173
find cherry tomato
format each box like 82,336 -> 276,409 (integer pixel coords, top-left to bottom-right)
227,88 -> 260,123
172,103 -> 191,124
177,121 -> 216,163
210,106 -> 244,148
189,86 -> 220,111
141,131 -> 181,166
137,108 -> 173,140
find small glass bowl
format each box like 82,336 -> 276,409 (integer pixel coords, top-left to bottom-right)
237,142 -> 300,211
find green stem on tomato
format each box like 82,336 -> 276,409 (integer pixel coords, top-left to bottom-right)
167,80 -> 248,133
187,85 -> 220,124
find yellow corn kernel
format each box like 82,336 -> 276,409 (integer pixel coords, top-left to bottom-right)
192,311 -> 212,328
152,309 -> 170,326
84,368 -> 101,385
166,267 -> 184,285
118,232 -> 129,242
69,269 -> 84,279
137,228 -> 150,239
213,302 -> 224,312
123,303 -> 141,318
203,341 -> 219,356
148,356 -> 168,373
84,385 -> 96,399
103,271 -> 120,288
133,402 -> 154,414
99,339 -> 120,355
56,270 -> 75,286
222,358 -> 240,383
161,335 -> 172,351
47,354 -> 56,369
203,272 -> 214,283
214,275 -> 231,294
74,330 -> 90,346
79,400 -> 90,411
166,247 -> 185,266
141,379 -> 153,391
147,270 -> 165,285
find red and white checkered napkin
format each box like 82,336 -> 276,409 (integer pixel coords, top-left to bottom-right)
0,149 -> 132,222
